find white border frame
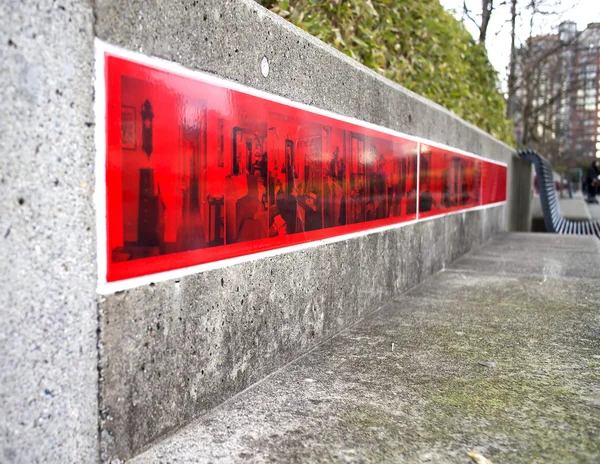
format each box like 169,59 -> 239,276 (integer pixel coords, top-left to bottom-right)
94,39 -> 508,294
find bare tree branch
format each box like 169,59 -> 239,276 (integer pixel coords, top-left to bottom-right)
462,0 -> 483,33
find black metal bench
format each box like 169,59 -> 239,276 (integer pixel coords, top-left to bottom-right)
518,149 -> 600,238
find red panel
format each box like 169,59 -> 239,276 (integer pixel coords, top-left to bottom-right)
481,161 -> 507,205
102,53 -> 506,284
418,144 -> 483,218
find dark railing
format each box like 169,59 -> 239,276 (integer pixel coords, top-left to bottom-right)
519,149 -> 600,238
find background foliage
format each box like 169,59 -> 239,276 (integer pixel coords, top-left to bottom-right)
257,0 -> 515,146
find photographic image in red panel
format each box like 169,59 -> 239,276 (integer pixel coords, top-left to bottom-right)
100,45 -> 506,289
322,126 -> 348,229
223,95 -> 268,245
462,157 -> 482,207
495,164 -> 507,203
365,136 -> 392,222
110,73 -> 227,265
362,135 -> 418,222
347,132 -> 367,225
418,145 -> 442,215
481,161 -> 507,205
419,144 -> 483,217
267,113 -> 325,236
391,139 -> 418,219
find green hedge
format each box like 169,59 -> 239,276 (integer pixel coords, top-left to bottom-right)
259,0 -> 514,146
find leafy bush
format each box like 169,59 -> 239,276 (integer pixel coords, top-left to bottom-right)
258,0 -> 514,146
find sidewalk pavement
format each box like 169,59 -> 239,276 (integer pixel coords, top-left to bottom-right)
532,196 -> 591,222
587,202 -> 600,221
132,233 -> 600,464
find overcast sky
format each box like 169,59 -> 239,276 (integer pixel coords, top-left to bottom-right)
440,0 -> 600,91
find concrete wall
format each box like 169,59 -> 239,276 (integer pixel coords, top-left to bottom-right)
0,0 -> 98,463
1,0 -> 530,462
511,156 -> 533,232
99,207 -> 506,460
93,0 -> 524,461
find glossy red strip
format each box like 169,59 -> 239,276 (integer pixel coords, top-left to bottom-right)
99,47 -> 507,288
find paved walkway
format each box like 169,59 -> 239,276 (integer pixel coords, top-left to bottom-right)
133,233 -> 600,464
531,196 -> 591,222
587,202 -> 600,221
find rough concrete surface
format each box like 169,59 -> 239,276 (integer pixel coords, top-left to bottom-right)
99,207 -> 506,461
0,0 -> 98,463
509,156 -> 532,232
132,232 -> 600,463
92,0 -> 523,460
0,0 -> 530,462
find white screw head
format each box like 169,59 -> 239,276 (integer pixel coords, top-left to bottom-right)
260,56 -> 269,78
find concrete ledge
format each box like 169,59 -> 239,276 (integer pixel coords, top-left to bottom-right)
99,207 -> 506,460
0,0 -> 98,462
2,0 -> 532,462
131,233 -> 600,463
93,0 -> 524,460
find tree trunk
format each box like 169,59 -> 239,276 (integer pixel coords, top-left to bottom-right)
506,0 -> 517,119
479,0 -> 494,45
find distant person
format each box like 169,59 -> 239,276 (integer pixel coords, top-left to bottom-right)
586,159 -> 600,204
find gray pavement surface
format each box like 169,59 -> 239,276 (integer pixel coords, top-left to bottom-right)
587,202 -> 600,221
531,196 -> 592,221
132,233 -> 600,463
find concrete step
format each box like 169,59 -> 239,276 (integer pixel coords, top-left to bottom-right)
130,233 -> 600,463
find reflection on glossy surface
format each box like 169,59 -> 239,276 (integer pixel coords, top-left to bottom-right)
104,54 -> 506,283
418,145 -> 483,217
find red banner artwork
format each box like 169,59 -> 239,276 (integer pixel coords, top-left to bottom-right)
97,44 -> 507,290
